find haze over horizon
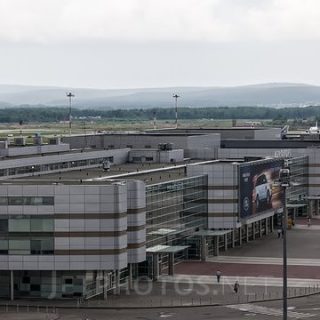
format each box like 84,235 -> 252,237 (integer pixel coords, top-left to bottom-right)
1,0 -> 320,89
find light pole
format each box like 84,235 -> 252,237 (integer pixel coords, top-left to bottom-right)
66,92 -> 75,136
173,94 -> 180,128
279,168 -> 290,320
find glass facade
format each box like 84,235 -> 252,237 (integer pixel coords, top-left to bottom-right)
0,215 -> 54,255
0,196 -> 54,206
146,175 -> 208,248
286,156 -> 308,202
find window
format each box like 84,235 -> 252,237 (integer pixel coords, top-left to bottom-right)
146,157 -> 154,162
65,279 -> 73,285
9,216 -> 30,232
9,240 -> 30,255
0,197 -> 54,206
145,145 -> 152,148
0,218 -> 8,232
30,284 -> 40,291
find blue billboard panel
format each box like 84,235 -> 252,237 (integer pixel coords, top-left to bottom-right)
239,159 -> 284,218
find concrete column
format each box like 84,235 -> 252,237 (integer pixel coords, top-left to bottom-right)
113,270 -> 121,295
153,254 -> 159,281
224,233 -> 228,251
252,223 -> 256,240
246,224 -> 249,243
10,271 -> 14,301
103,271 -> 108,301
214,236 -> 220,256
271,216 -> 274,232
259,220 -> 263,238
200,236 -> 207,261
168,253 -> 174,276
231,230 -> 235,248
308,200 -> 313,218
128,264 -> 133,290
238,228 -> 242,246
316,200 -> 319,216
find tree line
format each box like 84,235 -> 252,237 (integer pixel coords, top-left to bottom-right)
0,105 -> 320,123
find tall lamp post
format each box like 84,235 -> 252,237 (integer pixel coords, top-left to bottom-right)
66,92 -> 75,136
173,94 -> 180,129
279,168 -> 290,320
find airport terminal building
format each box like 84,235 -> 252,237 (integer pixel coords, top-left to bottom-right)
0,128 -> 315,299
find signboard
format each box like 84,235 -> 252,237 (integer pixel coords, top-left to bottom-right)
239,159 -> 284,218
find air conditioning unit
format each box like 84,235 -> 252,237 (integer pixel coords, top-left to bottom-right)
49,137 -> 61,145
14,137 -> 26,146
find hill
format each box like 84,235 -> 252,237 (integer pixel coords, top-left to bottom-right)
0,83 -> 320,108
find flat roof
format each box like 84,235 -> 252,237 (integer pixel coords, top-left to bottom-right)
5,160 -> 198,185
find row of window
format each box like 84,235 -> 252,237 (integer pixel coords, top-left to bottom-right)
0,216 -> 54,232
0,238 -> 54,255
3,156 -> 115,177
0,197 -> 54,206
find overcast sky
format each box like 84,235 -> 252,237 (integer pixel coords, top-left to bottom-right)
1,0 -> 320,89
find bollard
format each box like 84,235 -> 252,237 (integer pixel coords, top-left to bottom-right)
37,305 -> 40,313
16,304 -> 19,313
192,298 -> 194,306
5,304 -> 8,312
46,305 -> 48,314
27,305 -> 29,312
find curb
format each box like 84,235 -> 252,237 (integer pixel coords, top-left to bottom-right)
1,290 -> 319,310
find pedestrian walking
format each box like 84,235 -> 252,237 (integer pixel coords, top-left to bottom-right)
233,281 -> 239,293
308,217 -> 311,227
277,228 -> 282,238
216,270 -> 221,283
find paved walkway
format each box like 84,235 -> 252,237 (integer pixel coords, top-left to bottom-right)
209,256 -> 320,266
159,274 -> 320,288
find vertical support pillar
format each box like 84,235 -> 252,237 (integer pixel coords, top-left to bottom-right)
308,200 -> 313,218
224,233 -> 228,251
259,219 -> 263,238
113,270 -> 120,295
231,230 -> 235,248
246,224 -> 249,243
238,228 -> 242,246
103,271 -> 108,301
315,200 -> 319,216
271,216 -> 274,233
153,254 -> 159,281
10,271 -> 14,301
252,223 -> 256,240
200,236 -> 207,261
214,236 -> 220,256
128,264 -> 133,290
168,253 -> 174,276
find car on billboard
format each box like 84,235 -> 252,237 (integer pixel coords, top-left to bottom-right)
253,173 -> 272,209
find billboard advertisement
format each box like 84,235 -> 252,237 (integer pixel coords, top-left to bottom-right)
239,159 -> 284,218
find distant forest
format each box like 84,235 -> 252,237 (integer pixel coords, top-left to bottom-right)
1,105 -> 320,123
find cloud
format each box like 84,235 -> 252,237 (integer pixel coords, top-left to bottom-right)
0,0 -> 319,43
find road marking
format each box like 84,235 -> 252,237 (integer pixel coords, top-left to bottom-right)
227,304 -> 315,318
209,256 -> 320,266
159,274 -> 320,288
